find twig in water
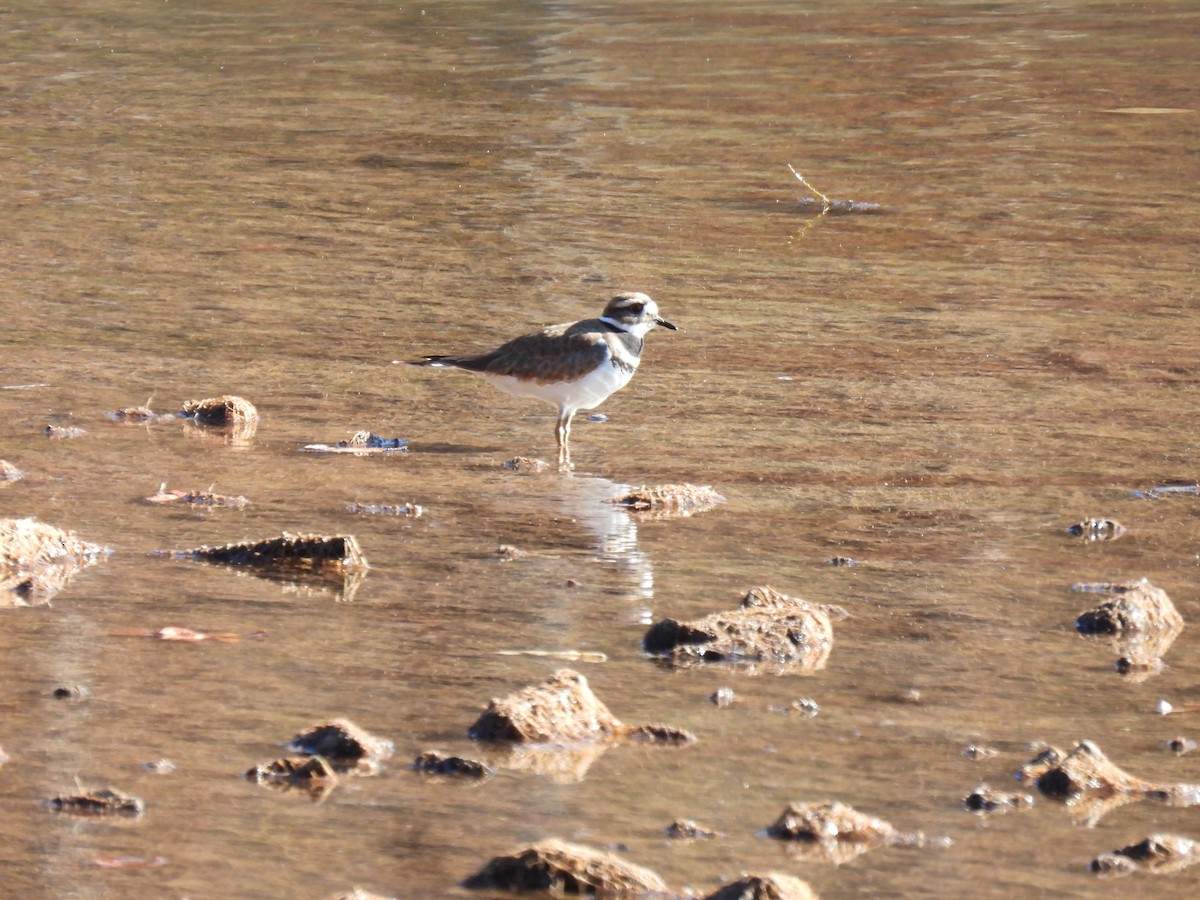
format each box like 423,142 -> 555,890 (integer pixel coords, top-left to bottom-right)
788,164 -> 831,213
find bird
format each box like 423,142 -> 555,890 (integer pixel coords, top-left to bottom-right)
412,291 -> 676,467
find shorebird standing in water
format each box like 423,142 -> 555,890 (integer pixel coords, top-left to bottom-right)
412,292 -> 676,467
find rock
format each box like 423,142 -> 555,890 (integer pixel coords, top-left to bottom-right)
144,485 -> 249,507
413,751 -> 493,779
609,483 -> 725,518
301,431 -> 409,454
1,517 -> 109,605
766,800 -> 939,864
46,786 -> 144,816
503,456 -> 550,473
665,818 -> 722,840
346,502 -> 423,517
961,744 -> 999,761
179,394 -> 259,425
324,889 -> 395,900
0,460 -> 24,482
1067,518 -> 1126,541
643,586 -> 841,675
462,838 -> 668,895
468,669 -> 693,746
157,532 -> 368,578
964,784 -> 1034,815
1074,579 -> 1182,677
245,755 -> 338,797
288,719 -> 394,774
1090,833 -> 1200,877
43,424 -> 86,439
1074,579 -> 1182,634
704,872 -> 818,900
709,686 -> 736,707
1017,740 -> 1200,825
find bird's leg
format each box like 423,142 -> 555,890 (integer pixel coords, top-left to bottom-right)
556,409 -> 573,470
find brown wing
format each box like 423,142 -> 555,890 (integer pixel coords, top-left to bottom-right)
441,319 -> 611,385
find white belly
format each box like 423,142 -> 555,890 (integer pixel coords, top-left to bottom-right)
479,361 -> 635,413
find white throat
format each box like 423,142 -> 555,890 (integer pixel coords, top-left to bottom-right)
600,316 -> 657,339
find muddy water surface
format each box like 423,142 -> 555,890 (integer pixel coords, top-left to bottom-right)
2,1 -> 1200,897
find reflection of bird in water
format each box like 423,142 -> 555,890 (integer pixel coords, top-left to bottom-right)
412,292 -> 676,468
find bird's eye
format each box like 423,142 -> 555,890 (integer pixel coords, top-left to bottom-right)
627,303 -> 644,314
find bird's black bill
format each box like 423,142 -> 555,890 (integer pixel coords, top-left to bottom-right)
656,317 -> 678,331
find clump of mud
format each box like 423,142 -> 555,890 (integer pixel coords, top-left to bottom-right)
643,586 -> 843,675
1091,833 -> 1200,878
0,460 -> 24,482
1,517 -> 109,604
705,872 -> 818,900
468,669 -> 693,746
766,800 -> 942,864
462,838 -> 668,895
1018,740 -> 1200,825
609,483 -> 725,518
46,786 -> 144,817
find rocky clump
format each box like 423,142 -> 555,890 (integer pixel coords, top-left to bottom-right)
1075,579 -> 1182,635
766,800 -> 940,864
468,669 -> 693,746
46,786 -> 144,816
413,751 -> 493,779
179,394 -> 259,425
462,838 -> 668,895
704,872 -> 819,900
1067,518 -> 1126,541
1074,579 -> 1182,678
1018,740 -> 1200,825
964,784 -> 1035,816
609,483 -> 725,518
245,755 -> 339,797
144,485 -> 250,507
301,431 -> 409,454
665,818 -> 722,840
1,517 -> 109,604
157,532 -> 368,578
643,586 -> 842,675
1090,833 -> 1200,878
288,718 -> 394,775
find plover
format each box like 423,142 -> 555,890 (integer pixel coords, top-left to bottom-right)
413,292 -> 676,466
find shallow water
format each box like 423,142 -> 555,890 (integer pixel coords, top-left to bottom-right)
2,1 -> 1200,897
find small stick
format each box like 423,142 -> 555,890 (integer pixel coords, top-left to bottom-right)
787,163 -> 831,212
496,649 -> 608,663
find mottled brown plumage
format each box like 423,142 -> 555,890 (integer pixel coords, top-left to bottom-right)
413,292 -> 675,467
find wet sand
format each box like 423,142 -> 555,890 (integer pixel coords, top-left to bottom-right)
2,1 -> 1200,897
